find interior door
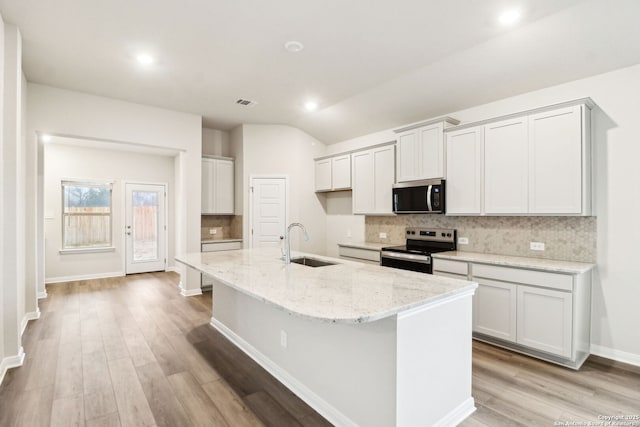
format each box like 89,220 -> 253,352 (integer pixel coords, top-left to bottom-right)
251,177 -> 287,248
125,183 -> 166,274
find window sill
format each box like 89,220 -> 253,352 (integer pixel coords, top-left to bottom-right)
59,247 -> 116,255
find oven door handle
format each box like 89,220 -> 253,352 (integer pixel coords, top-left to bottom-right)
381,251 -> 431,264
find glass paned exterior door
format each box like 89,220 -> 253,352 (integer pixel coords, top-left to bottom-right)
125,183 -> 166,274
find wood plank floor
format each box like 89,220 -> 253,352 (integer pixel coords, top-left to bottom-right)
1,272 -> 638,426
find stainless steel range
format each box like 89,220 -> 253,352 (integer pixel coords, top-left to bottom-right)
380,228 -> 457,274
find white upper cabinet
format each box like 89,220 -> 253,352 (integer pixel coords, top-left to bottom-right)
314,154 -> 351,191
352,150 -> 374,214
352,145 -> 395,215
445,126 -> 483,215
202,157 -> 234,215
445,99 -> 593,216
395,117 -> 458,182
332,154 -> 352,190
529,105 -> 586,214
314,158 -> 332,191
484,117 -> 529,214
396,130 -> 420,182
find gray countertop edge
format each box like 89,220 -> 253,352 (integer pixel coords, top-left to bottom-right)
176,252 -> 478,324
432,251 -> 595,274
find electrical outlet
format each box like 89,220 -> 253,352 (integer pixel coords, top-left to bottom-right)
209,228 -> 217,235
530,242 -> 545,251
458,237 -> 469,245
346,229 -> 352,238
280,330 -> 287,348
379,232 -> 387,239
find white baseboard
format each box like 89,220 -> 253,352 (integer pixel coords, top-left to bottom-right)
179,282 -> 202,297
0,347 -> 25,386
590,344 -> 640,367
21,309 -> 41,336
166,266 -> 180,273
210,318 -> 359,427
37,290 -> 48,299
434,397 -> 476,427
45,271 -> 124,284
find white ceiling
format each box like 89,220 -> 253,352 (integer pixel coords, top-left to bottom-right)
1,0 -> 639,143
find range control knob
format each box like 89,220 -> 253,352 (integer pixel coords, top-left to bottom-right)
447,233 -> 452,237
441,232 -> 446,237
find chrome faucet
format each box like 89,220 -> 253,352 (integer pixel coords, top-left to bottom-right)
283,223 -> 309,264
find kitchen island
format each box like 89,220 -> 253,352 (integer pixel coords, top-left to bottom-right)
176,248 -> 478,427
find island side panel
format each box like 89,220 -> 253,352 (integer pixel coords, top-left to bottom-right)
210,281 -> 397,427
396,292 -> 476,427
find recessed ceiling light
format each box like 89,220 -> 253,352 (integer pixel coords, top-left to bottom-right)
136,53 -> 154,65
498,9 -> 521,26
284,41 -> 304,53
41,134 -> 52,142
304,101 -> 318,112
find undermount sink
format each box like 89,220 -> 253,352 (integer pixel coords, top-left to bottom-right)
290,256 -> 337,267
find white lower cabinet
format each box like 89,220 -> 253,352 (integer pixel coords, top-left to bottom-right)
474,279 -> 517,342
337,244 -> 381,265
432,257 -> 591,368
517,285 -> 572,358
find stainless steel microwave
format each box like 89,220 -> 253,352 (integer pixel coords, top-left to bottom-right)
392,179 -> 445,214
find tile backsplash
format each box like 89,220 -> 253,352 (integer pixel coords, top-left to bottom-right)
366,215 -> 596,263
201,215 -> 243,240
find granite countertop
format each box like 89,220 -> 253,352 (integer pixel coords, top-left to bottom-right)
176,247 -> 477,324
337,241 -> 397,251
201,238 -> 243,244
432,251 -> 595,274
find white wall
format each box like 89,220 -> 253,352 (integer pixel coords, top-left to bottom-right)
1,22 -> 25,368
27,84 -> 203,293
21,73 -> 35,316
229,126 -> 243,216
329,63 -> 640,364
0,11 -> 6,370
240,125 -> 327,254
202,127 -> 230,157
43,143 -> 175,282
324,192 -> 365,258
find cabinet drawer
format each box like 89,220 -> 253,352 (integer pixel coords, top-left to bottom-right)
433,271 -> 468,281
202,241 -> 242,252
433,259 -> 468,276
472,263 -> 572,291
338,246 -> 380,263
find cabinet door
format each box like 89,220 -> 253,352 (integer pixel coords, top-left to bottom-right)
332,154 -> 351,190
201,159 -> 215,214
517,285 -> 572,358
396,130 -> 420,182
484,117 -> 528,214
445,127 -> 483,214
215,159 -> 234,214
373,145 -> 395,214
315,159 -> 332,191
352,150 -> 374,214
529,105 -> 583,214
473,278 -> 517,341
419,122 -> 444,179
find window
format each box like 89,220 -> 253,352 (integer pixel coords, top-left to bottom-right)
62,181 -> 113,250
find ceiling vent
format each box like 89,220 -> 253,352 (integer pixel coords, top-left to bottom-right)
236,98 -> 258,107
